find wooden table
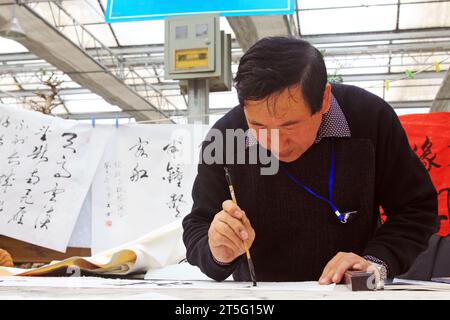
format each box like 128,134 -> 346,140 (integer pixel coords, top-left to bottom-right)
0,235 -> 90,264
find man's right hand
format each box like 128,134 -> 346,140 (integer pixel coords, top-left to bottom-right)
208,200 -> 256,264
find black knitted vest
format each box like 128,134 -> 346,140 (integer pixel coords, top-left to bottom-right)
227,137 -> 377,281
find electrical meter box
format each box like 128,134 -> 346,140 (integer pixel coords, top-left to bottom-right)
164,14 -> 222,80
179,31 -> 232,93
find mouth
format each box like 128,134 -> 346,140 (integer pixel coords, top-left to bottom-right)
277,150 -> 292,158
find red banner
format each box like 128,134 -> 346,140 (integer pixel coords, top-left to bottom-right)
399,112 -> 450,237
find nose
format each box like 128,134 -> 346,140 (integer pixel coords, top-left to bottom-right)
269,131 -> 288,156
278,134 -> 290,152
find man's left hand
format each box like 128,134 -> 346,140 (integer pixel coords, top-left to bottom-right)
319,252 -> 371,285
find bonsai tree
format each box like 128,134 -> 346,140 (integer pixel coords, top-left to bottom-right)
29,70 -> 67,115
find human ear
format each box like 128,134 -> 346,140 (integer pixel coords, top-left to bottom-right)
320,83 -> 332,114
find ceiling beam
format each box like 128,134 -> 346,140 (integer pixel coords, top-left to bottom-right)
303,28 -> 450,45
1,71 -> 445,99
60,101 -> 433,121
0,1 -> 173,122
227,15 -> 295,52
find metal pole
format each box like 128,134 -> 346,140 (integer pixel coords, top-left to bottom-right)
187,78 -> 209,124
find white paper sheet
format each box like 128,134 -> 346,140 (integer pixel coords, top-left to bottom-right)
91,219 -> 186,273
143,262 -> 335,292
132,280 -> 336,291
145,262 -> 213,281
386,278 -> 450,291
91,124 -> 209,254
0,105 -> 111,252
0,276 -> 153,288
0,276 -> 335,292
67,189 -> 92,248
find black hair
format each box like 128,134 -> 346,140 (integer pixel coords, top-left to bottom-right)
234,37 -> 327,114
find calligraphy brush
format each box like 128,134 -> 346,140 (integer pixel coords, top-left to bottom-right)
224,166 -> 257,287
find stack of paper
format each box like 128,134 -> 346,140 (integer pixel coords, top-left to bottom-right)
0,220 -> 184,277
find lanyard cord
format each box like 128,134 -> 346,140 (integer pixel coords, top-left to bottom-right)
282,141 -> 347,223
329,140 -> 335,204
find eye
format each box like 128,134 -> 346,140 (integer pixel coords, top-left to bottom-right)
250,123 -> 264,129
284,123 -> 298,130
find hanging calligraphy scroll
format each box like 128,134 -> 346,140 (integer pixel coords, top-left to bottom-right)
91,124 -> 209,254
0,105 -> 111,252
400,112 -> 450,237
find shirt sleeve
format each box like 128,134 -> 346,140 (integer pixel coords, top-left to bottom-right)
182,139 -> 242,281
363,255 -> 389,278
362,103 -> 438,276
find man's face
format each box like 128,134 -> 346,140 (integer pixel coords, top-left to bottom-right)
244,83 -> 331,163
